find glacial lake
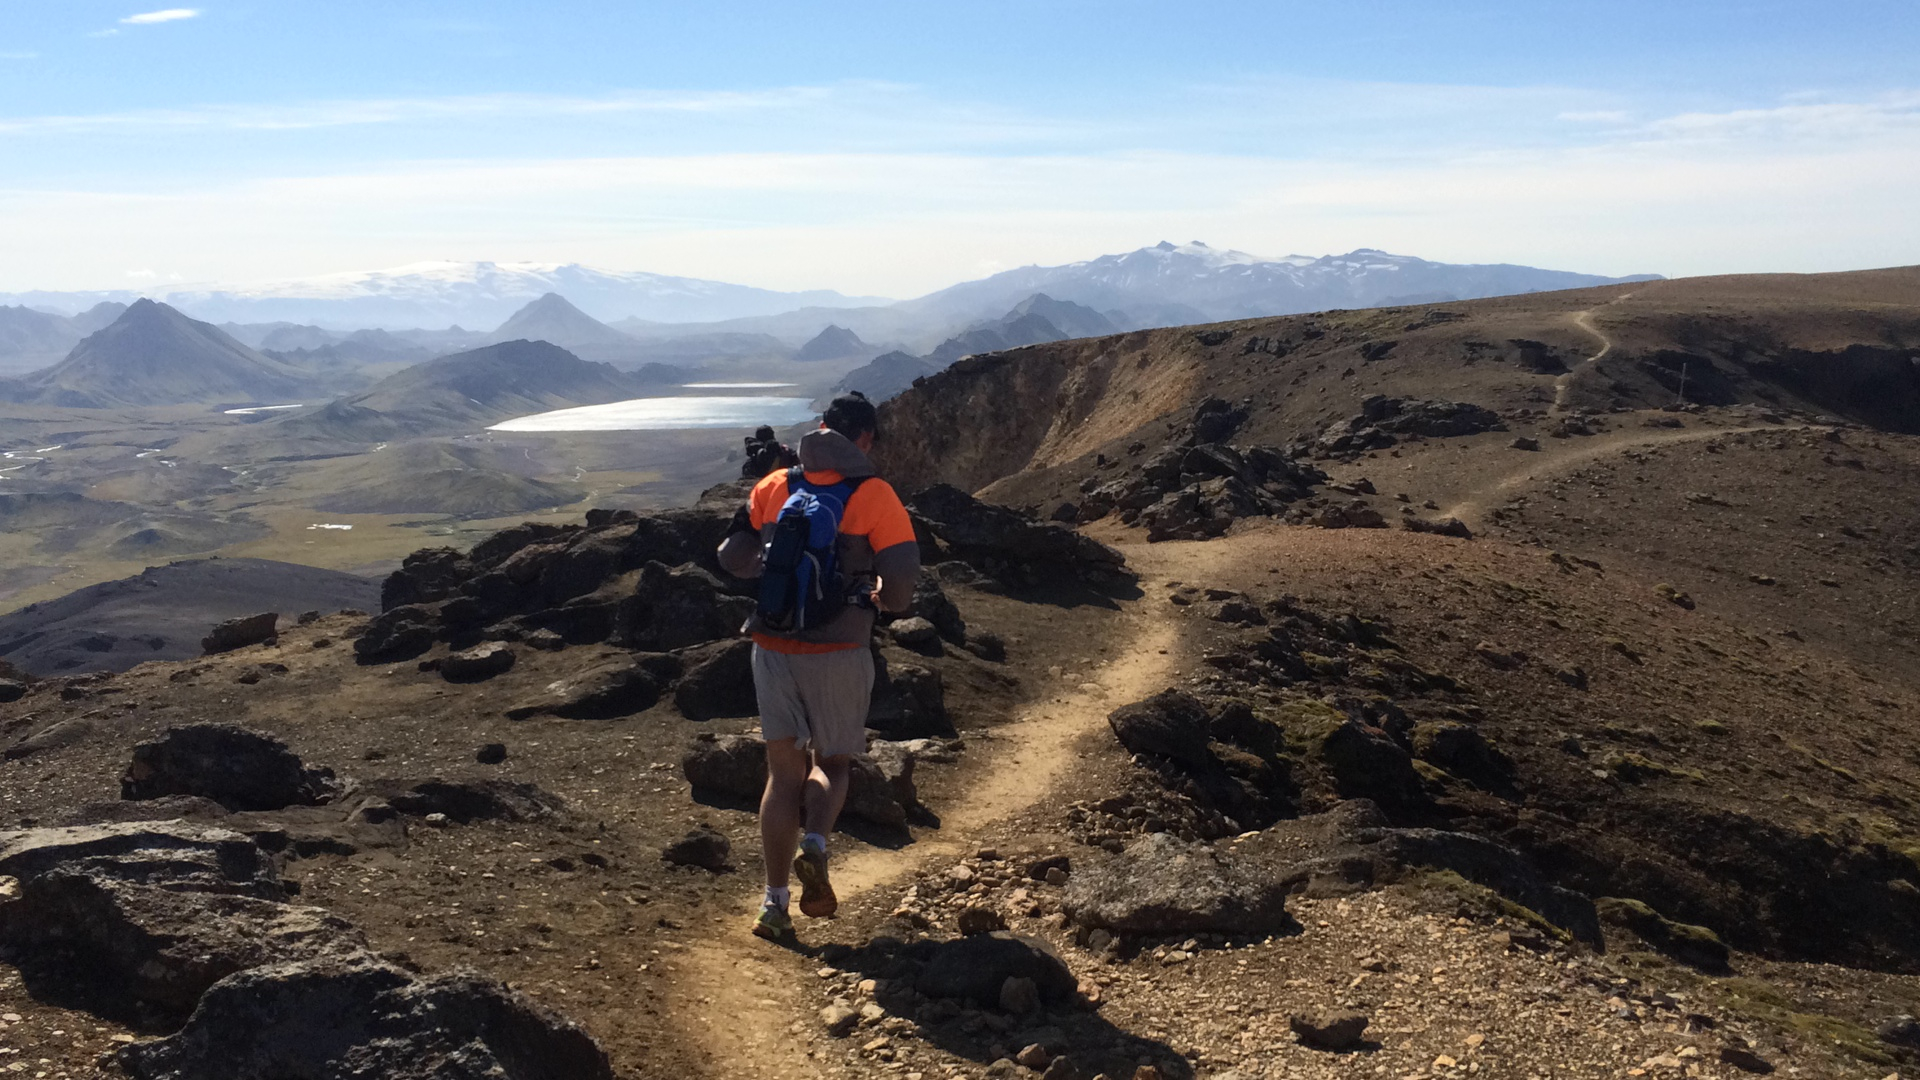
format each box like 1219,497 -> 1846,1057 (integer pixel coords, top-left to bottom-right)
488,395 -> 815,432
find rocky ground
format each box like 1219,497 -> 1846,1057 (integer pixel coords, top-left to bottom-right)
3,279 -> 1920,1079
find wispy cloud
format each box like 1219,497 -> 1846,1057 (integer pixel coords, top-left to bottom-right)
121,9 -> 200,25
0,86 -> 843,135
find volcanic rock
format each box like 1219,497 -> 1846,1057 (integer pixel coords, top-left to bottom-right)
661,826 -> 731,871
121,725 -> 339,812
672,639 -> 757,721
1289,1010 -> 1370,1051
913,931 -> 1077,1008
1061,833 -> 1294,935
200,613 -> 279,655
441,641 -> 516,682
116,955 -> 614,1080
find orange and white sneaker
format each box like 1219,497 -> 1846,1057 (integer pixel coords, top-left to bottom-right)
793,837 -> 837,918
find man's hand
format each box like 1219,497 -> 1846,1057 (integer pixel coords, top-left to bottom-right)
870,575 -> 886,611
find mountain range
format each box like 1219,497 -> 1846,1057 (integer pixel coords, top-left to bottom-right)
2,243 -> 1656,339
0,262 -> 885,331
2,300 -> 325,408
834,293 -> 1117,402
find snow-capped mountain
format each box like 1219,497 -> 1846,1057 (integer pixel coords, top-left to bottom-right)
899,242 -> 1659,326
2,262 -> 888,330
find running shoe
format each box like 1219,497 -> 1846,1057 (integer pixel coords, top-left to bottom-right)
793,837 -> 838,918
751,904 -> 794,940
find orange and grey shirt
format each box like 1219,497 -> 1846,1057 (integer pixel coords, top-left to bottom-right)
717,428 -> 920,654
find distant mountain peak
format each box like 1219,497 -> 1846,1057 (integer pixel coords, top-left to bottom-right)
486,292 -> 631,349
795,324 -> 869,362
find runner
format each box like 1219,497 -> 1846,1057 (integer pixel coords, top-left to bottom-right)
716,391 -> 921,939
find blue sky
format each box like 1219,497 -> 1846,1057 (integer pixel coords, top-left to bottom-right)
2,1 -> 1916,295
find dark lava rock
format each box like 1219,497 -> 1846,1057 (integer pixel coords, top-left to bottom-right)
910,578 -> 966,645
673,639 -> 757,721
1402,516 -> 1473,539
1232,802 -> 1601,945
1190,397 -> 1248,445
1062,832 -> 1295,935
964,631 -> 1006,662
1411,722 -> 1517,796
1316,720 -> 1432,818
1108,690 -> 1216,769
907,485 -> 1127,585
475,743 -> 508,765
681,734 -> 767,802
201,612 -> 279,655
0,678 -> 28,703
354,605 -> 438,664
888,616 -> 942,652
0,870 -> 363,1019
1290,1010 -> 1370,1051
869,657 -> 951,739
0,822 -> 352,1021
116,955 -> 614,1080
362,779 -> 564,824
122,725 -> 339,812
913,932 -> 1076,1008
662,826 -> 731,871
441,642 -> 516,683
505,655 -> 679,720
0,821 -> 281,898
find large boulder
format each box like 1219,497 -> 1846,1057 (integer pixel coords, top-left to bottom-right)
613,562 -> 754,652
354,604 -> 438,664
117,955 -> 614,1080
122,725 -> 339,812
868,656 -> 952,739
0,872 -> 362,1019
910,577 -> 967,645
1108,691 -> 1216,769
1062,833 -> 1295,935
0,821 -> 281,898
0,822 -> 355,1021
907,485 -> 1127,585
913,932 -> 1077,1009
504,654 -> 680,720
440,642 -> 516,683
201,613 -> 279,655
673,639 -> 757,721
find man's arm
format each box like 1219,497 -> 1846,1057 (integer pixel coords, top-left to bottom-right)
871,541 -> 920,612
855,479 -> 921,612
716,504 -> 763,580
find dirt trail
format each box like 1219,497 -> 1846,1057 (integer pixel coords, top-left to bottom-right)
1552,292 -> 1642,412
661,566 -> 1191,1078
1440,421 -> 1817,526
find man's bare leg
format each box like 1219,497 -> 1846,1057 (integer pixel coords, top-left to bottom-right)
803,753 -> 852,837
793,752 -> 850,917
760,738 -> 810,894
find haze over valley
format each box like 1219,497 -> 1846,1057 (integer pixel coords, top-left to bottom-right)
0,241 -> 1656,616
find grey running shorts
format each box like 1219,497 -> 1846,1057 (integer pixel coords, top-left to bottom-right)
751,644 -> 874,759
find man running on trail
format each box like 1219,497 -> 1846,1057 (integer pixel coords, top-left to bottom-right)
717,391 -> 920,939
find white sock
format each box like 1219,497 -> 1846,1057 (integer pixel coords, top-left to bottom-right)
764,885 -> 790,911
803,831 -> 829,855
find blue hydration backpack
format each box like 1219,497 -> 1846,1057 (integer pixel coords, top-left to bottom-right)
757,468 -> 868,633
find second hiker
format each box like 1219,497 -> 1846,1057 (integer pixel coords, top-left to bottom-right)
716,391 -> 921,939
